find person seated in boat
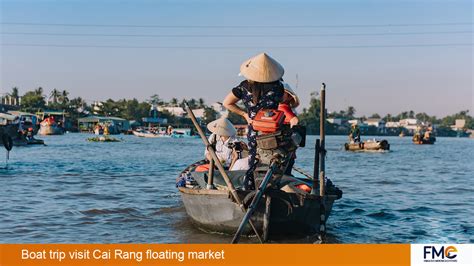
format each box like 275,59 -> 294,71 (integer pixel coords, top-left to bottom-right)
26,127 -> 34,141
204,117 -> 238,167
229,141 -> 250,171
103,124 -> 110,135
423,129 -> 432,140
349,124 -> 361,143
167,125 -> 173,135
414,126 -> 423,141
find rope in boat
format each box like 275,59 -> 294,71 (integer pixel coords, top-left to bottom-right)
292,166 -> 314,180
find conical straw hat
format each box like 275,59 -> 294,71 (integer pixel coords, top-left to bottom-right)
207,118 -> 237,137
283,83 -> 300,108
240,53 -> 284,83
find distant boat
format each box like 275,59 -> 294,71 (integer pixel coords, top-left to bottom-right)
87,136 -> 120,142
413,135 -> 436,145
37,111 -> 66,135
344,139 -> 390,151
132,127 -> 196,138
38,122 -> 64,135
132,129 -> 162,138
13,137 -> 44,146
399,132 -> 405,137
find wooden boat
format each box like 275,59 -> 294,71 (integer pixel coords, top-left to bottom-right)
344,139 -> 390,151
87,136 -> 121,142
177,163 -> 342,238
13,137 -> 44,146
37,111 -> 65,135
413,136 -> 436,145
1,113 -> 19,150
132,129 -> 161,138
1,124 -> 18,150
38,123 -> 64,135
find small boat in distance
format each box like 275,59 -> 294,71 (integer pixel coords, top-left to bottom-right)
413,135 -> 436,145
344,139 -> 390,151
37,111 -> 65,135
132,128 -> 162,138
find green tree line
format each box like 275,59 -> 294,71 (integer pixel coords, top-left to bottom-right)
5,87 -> 473,133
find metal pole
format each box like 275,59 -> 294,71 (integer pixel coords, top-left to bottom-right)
184,102 -> 263,243
319,83 -> 326,177
311,139 -> 320,195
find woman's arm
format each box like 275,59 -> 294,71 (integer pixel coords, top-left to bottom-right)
223,92 -> 252,124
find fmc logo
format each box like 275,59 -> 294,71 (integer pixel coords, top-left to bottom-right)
423,245 -> 458,262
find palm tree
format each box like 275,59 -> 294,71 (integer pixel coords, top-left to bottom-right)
188,98 -> 197,109
346,106 -> 356,119
50,89 -> 61,104
149,94 -> 161,105
60,90 -> 69,104
10,87 -> 19,99
198,98 -> 205,108
170,98 -> 178,106
35,87 -> 43,96
10,87 -> 19,105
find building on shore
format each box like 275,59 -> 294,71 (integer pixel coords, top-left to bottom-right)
365,118 -> 386,134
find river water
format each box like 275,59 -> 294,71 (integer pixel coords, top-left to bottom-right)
1,134 -> 472,243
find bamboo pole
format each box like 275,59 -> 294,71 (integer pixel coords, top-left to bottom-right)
184,102 -> 263,243
319,171 -> 325,197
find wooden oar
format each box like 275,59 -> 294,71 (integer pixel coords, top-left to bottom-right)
184,102 -> 263,243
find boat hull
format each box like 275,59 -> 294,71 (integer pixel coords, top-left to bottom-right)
38,125 -> 64,135
413,137 -> 436,145
345,140 -> 390,151
179,187 -> 337,237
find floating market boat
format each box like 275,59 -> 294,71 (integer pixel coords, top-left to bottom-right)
1,113 -> 18,151
87,136 -> 121,142
38,121 -> 64,135
413,135 -> 436,145
344,139 -> 390,151
132,128 -> 193,138
132,129 -> 162,138
13,137 -> 44,146
37,111 -> 65,135
177,163 -> 342,238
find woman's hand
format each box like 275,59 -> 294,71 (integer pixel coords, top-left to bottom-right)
243,113 -> 253,125
289,117 -> 299,128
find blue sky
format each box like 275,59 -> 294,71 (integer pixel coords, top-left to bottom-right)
1,0 -> 472,117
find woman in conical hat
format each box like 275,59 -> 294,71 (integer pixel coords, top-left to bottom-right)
223,52 -> 285,190
204,118 -> 238,167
